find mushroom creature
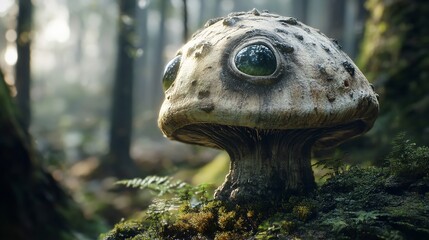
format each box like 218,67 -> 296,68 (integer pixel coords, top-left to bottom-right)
158,9 -> 379,204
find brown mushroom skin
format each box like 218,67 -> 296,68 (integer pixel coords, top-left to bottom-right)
158,10 -> 379,204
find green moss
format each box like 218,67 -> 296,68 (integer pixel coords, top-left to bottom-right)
387,133 -> 429,180
100,221 -> 145,240
214,231 -> 245,240
101,139 -> 429,240
173,211 -> 216,234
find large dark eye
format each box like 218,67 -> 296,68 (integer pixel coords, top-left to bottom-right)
234,44 -> 277,76
162,55 -> 181,91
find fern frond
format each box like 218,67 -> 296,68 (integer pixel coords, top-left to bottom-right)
116,176 -> 190,196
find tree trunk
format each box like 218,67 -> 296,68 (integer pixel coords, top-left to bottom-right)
357,0 -> 429,162
108,0 -> 138,177
150,0 -> 168,111
0,70 -> 93,239
135,3 -> 149,121
15,0 -> 32,133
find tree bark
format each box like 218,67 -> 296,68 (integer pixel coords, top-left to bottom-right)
0,70 -> 84,239
150,0 -> 168,111
15,0 -> 32,133
108,0 -> 138,177
135,3 -> 149,117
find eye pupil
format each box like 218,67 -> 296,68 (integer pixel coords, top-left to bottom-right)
234,44 -> 276,76
162,55 -> 181,91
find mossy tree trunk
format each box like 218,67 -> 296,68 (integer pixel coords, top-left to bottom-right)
358,0 -> 429,159
0,70 -> 80,239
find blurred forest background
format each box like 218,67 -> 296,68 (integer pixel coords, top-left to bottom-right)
0,0 -> 428,239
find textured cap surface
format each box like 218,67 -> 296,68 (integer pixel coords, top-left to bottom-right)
158,10 -> 379,148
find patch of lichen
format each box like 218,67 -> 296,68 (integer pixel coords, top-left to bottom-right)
101,139 -> 429,239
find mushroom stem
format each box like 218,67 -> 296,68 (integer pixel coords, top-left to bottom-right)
214,128 -> 317,204
178,124 -> 320,204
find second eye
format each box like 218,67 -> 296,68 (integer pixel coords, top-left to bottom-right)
162,55 -> 181,91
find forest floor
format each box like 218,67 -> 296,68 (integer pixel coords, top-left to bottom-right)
50,139 -> 220,227
45,136 -> 429,239
98,137 -> 429,240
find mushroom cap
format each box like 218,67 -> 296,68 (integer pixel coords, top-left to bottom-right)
158,10 -> 379,149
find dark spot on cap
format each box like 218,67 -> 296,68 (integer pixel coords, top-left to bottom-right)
330,38 -> 342,49
304,27 -> 310,33
275,41 -> 294,54
344,80 -> 350,88
342,61 -> 355,76
317,30 -> 326,37
321,44 -> 331,53
198,90 -> 210,99
191,80 -> 197,86
200,103 -> 215,113
294,34 -> 304,41
275,28 -> 288,34
279,17 -> 298,25
318,64 -> 327,74
327,93 -> 336,102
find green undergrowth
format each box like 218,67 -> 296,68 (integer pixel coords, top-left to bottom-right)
101,136 -> 429,240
